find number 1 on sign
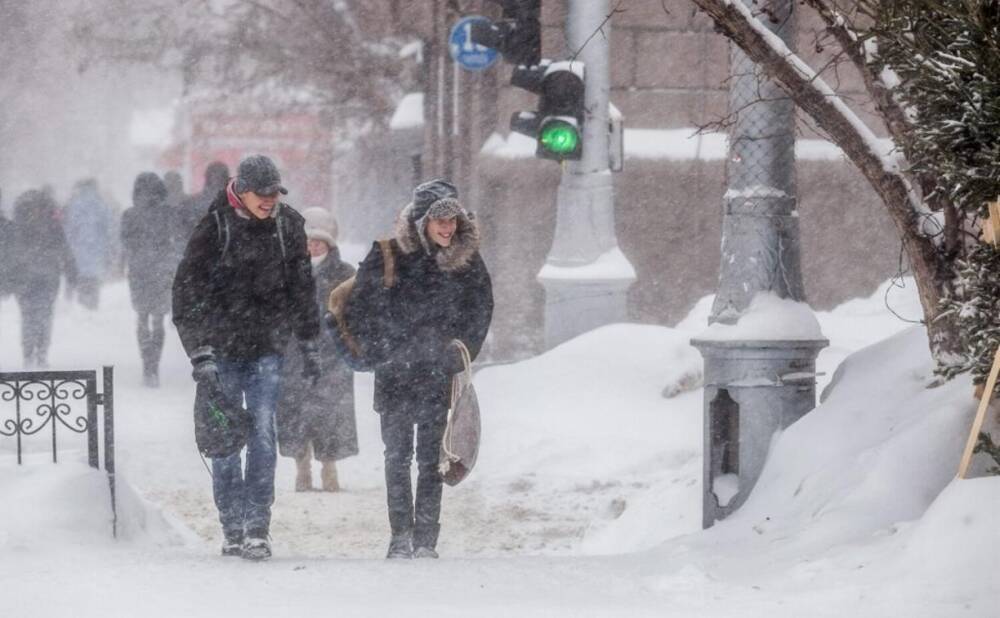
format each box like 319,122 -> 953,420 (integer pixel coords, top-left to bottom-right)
463,23 -> 488,52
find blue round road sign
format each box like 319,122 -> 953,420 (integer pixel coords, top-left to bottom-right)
449,16 -> 499,72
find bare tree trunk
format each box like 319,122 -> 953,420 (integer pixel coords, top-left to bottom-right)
690,0 -> 960,361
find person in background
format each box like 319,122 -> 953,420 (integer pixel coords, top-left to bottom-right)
345,179 -> 493,559
63,178 -> 113,309
9,189 -> 77,368
278,207 -> 358,492
177,161 -> 229,242
0,188 -> 14,367
164,171 -> 186,210
172,154 -> 320,561
121,172 -> 178,387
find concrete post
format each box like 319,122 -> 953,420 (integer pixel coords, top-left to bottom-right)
537,0 -> 635,350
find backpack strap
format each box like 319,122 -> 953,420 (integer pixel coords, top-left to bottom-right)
212,210 -> 231,263
377,239 -> 396,288
274,203 -> 288,262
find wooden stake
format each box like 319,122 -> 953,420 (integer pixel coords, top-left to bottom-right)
958,345 -> 1000,478
983,198 -> 1000,246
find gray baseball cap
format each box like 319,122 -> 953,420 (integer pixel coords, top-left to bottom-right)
234,154 -> 288,196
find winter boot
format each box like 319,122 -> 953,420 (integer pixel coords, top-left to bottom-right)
295,453 -> 313,492
413,524 -> 440,559
242,528 -> 272,561
385,532 -> 413,559
320,460 -> 340,492
221,529 -> 244,557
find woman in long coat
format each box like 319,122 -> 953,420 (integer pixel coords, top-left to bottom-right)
345,179 -> 493,559
277,208 -> 358,491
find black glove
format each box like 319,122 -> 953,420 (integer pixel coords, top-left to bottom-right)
190,345 -> 220,389
300,339 -> 322,385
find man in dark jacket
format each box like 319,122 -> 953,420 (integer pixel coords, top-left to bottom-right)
121,172 -> 178,387
346,179 -> 493,559
172,154 -> 321,561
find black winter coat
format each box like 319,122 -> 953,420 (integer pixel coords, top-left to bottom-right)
346,206 -> 493,415
121,185 -> 177,314
277,248 -> 358,460
7,190 -> 76,294
0,214 -> 13,296
172,191 -> 319,361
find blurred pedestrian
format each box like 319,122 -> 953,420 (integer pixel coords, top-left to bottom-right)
173,154 -> 320,561
177,161 -> 229,242
164,171 -> 186,210
278,207 -> 358,492
345,179 -> 493,559
9,189 -> 77,368
63,178 -> 113,309
0,188 -> 13,365
121,172 -> 178,387
0,188 -> 12,299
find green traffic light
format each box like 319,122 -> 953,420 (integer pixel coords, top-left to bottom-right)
539,120 -> 580,156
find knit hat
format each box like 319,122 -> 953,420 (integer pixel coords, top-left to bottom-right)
233,155 -> 287,196
409,178 -> 458,222
302,207 -> 337,248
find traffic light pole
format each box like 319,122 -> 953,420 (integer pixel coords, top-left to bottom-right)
537,0 -> 635,349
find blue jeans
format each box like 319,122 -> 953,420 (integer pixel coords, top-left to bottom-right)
211,355 -> 283,534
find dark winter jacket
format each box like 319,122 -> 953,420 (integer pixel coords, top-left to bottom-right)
0,212 -> 13,296
277,247 -> 358,460
121,173 -> 178,314
8,190 -> 76,293
346,202 -> 493,415
172,190 -> 320,361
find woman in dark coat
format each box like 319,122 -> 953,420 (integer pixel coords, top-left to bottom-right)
345,179 -> 493,559
9,189 -> 76,368
120,172 -> 178,386
277,207 -> 358,491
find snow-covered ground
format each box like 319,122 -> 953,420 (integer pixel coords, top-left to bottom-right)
1,277 -> 997,617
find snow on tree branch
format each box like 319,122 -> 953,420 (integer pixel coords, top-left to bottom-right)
690,0 -> 930,225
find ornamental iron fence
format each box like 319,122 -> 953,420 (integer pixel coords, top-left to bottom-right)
0,367 -> 117,537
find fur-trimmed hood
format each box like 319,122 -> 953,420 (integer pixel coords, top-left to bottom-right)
394,201 -> 481,272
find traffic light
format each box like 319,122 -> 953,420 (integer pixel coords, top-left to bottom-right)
470,0 -> 540,67
508,60 -> 586,161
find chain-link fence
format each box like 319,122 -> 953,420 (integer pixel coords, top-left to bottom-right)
710,0 -> 804,323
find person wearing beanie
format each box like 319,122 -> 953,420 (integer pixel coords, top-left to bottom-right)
345,178 -> 493,559
173,154 -> 321,561
120,172 -> 179,387
277,207 -> 358,492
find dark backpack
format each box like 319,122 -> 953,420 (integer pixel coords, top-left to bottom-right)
326,239 -> 396,371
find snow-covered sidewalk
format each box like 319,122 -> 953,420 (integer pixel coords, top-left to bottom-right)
1,279 -> 997,617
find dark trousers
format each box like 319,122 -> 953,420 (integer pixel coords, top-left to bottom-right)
16,279 -> 59,366
379,406 -> 447,548
136,312 -> 165,376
